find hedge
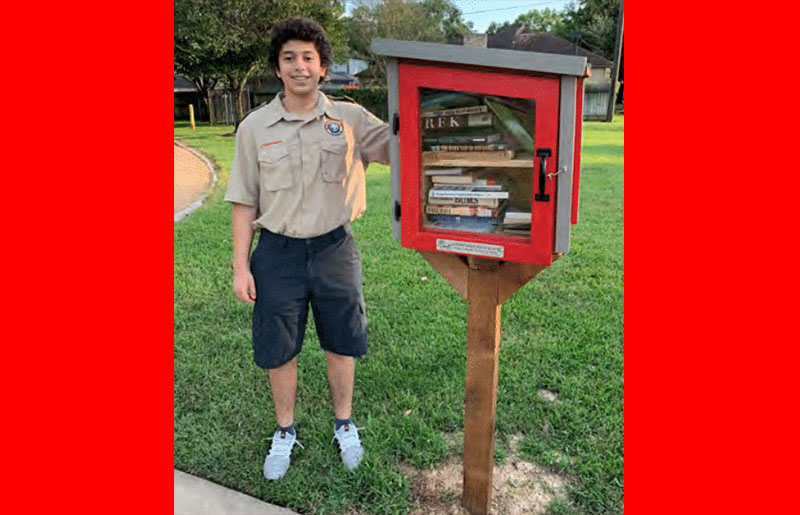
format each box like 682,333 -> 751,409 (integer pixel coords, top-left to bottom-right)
327,86 -> 389,122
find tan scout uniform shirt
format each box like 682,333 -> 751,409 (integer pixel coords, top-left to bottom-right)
225,91 -> 389,238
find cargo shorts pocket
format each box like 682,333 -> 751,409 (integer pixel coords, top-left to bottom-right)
258,145 -> 293,191
320,141 -> 348,183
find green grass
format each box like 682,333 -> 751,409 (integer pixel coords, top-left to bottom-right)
174,116 -> 624,514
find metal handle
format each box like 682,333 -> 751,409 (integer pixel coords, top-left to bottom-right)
534,148 -> 551,202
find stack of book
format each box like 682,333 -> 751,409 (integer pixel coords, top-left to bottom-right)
421,104 -> 514,161
496,207 -> 532,236
424,168 -> 509,233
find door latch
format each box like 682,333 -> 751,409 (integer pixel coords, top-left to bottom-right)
534,148 -> 552,202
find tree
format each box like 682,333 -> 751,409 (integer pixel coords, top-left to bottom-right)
487,8 -> 567,35
562,0 -> 620,58
346,0 -> 471,84
175,0 -> 228,123
174,0 -> 347,125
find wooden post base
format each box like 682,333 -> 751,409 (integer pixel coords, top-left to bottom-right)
417,251 -> 557,515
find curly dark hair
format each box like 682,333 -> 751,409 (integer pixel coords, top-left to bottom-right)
268,17 -> 332,84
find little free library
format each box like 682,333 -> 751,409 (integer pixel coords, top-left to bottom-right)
371,38 -> 589,515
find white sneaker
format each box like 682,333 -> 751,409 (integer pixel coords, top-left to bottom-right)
332,423 -> 364,470
263,429 -> 303,480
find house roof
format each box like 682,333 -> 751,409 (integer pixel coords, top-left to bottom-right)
326,71 -> 357,83
488,27 -> 612,68
174,75 -> 196,93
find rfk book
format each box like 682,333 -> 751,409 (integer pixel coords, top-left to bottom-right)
425,204 -> 502,217
422,112 -> 492,131
429,185 -> 509,199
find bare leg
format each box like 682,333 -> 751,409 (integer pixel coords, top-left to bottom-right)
325,352 -> 354,420
268,357 -> 298,427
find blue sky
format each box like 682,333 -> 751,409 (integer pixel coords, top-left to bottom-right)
452,0 -> 572,33
344,1 -> 573,34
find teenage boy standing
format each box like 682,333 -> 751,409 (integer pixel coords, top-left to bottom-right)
225,18 -> 389,480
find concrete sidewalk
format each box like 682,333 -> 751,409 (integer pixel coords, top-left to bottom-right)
174,469 -> 300,515
174,141 -> 217,222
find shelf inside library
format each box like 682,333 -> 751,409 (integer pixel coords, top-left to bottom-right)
423,158 -> 534,168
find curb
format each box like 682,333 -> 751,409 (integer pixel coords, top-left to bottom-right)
174,140 -> 218,223
174,469 -> 300,515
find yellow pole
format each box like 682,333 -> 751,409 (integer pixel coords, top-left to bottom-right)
189,104 -> 195,131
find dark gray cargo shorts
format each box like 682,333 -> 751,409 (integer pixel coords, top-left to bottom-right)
249,225 -> 367,369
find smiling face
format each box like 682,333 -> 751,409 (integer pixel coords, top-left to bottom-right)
275,39 -> 326,100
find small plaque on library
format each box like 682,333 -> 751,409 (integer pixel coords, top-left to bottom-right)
436,239 -> 504,259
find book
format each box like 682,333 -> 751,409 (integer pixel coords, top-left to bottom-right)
425,143 -> 509,152
427,196 -> 502,207
422,149 -> 516,164
421,105 -> 489,118
422,132 -> 502,145
485,98 -> 534,154
430,170 -> 499,185
503,208 -> 531,223
424,167 -> 464,176
420,91 -> 481,111
425,204 -> 502,217
422,112 -> 493,132
430,177 -> 503,188
429,185 -> 509,199
431,175 -> 474,184
426,214 -> 499,234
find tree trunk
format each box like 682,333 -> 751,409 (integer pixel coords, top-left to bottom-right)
207,90 -> 216,125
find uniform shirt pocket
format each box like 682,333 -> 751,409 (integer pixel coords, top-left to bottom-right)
320,140 -> 349,183
257,145 -> 292,191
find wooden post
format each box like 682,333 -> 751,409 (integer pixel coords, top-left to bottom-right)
189,104 -> 195,131
463,257 -> 501,515
418,250 -> 555,515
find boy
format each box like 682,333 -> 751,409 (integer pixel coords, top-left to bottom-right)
224,17 -> 389,480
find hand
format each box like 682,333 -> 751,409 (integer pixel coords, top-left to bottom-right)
233,270 -> 257,305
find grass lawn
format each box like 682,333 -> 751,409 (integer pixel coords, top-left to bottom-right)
174,115 -> 623,514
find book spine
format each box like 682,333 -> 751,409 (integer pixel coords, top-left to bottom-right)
421,113 -> 492,131
431,176 -> 473,184
421,105 -> 489,118
423,133 -> 501,145
426,143 -> 508,151
427,197 -> 500,207
429,189 -> 509,200
425,205 -> 499,217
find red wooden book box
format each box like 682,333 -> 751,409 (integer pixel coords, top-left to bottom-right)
371,39 -> 588,266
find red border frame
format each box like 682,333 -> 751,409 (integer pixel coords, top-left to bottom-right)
398,61 -> 560,265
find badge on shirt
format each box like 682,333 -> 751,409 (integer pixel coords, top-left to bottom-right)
324,119 -> 343,136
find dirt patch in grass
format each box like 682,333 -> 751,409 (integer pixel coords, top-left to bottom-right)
537,388 -> 559,403
398,433 -> 573,515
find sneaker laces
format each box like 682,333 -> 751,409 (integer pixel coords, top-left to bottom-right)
332,424 -> 364,451
268,431 -> 304,458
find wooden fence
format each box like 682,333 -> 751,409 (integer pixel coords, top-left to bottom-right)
583,84 -> 613,121
210,90 -> 251,125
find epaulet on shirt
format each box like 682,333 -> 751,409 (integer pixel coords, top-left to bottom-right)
238,101 -> 270,126
326,94 -> 358,105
